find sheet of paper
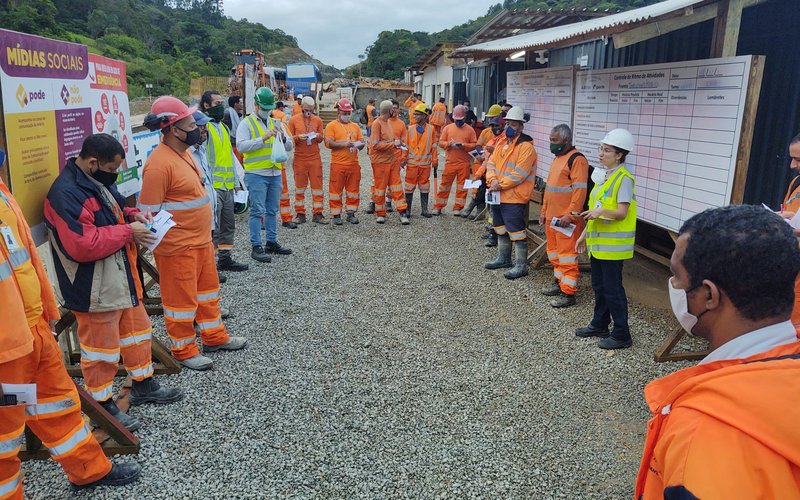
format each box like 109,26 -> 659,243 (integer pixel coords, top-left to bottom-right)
1,383 -> 37,406
145,210 -> 176,251
353,141 -> 365,148
485,190 -> 500,205
463,179 -> 482,189
234,190 -> 249,204
306,132 -> 317,140
550,217 -> 577,237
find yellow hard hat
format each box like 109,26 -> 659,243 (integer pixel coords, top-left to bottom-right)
414,103 -> 431,115
485,104 -> 502,118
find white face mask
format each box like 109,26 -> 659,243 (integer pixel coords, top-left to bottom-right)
591,167 -> 606,185
339,115 -> 351,123
257,109 -> 271,120
668,279 -> 707,334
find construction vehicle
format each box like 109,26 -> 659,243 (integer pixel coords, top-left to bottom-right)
227,50 -> 289,108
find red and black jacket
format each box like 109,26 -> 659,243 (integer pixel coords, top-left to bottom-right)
44,158 -> 139,312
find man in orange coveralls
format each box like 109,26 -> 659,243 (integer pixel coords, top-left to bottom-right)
0,177 -> 140,497
636,204 -> 800,499
140,96 -> 247,371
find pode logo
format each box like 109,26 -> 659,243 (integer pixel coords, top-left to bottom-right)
14,84 -> 46,108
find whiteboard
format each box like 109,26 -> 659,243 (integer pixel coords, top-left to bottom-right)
506,67 -> 575,180
572,56 -> 753,232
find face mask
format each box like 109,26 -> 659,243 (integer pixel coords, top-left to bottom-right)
668,279 -> 708,334
174,126 -> 201,146
91,166 -> 119,187
550,142 -> 566,155
591,168 -> 606,185
492,126 -> 502,136
339,115 -> 351,123
455,119 -> 464,127
207,104 -> 224,122
257,109 -> 271,120
303,110 -> 313,117
505,126 -> 517,138
416,124 -> 425,134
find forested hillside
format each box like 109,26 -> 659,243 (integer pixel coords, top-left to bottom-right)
0,0 -> 340,98
356,0 -> 661,80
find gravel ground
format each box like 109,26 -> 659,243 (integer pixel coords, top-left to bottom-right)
22,144 -> 696,499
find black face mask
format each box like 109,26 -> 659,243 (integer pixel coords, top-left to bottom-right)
207,104 -> 224,122
175,126 -> 201,146
91,167 -> 118,187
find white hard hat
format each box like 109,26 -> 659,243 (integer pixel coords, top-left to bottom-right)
504,106 -> 526,122
301,96 -> 315,107
601,128 -> 635,152
297,94 -> 303,99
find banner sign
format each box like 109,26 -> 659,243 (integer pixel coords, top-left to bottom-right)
0,29 -> 134,228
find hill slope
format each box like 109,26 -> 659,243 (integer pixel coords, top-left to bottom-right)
0,0 -> 339,97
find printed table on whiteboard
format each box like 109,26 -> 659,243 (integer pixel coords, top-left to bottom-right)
506,67 -> 575,181
572,56 -> 753,233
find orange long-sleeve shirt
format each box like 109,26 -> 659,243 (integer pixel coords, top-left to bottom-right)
369,118 -> 397,164
485,134 -> 537,204
438,123 -> 477,167
272,109 -> 288,124
138,143 -> 213,256
542,147 -> 589,220
430,102 -> 447,127
324,119 -> 363,166
292,102 -> 302,116
287,113 -> 324,160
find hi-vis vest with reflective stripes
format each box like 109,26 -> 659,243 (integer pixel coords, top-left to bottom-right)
407,125 -> 434,166
243,115 -> 280,171
586,166 -> 636,260
207,122 -> 235,189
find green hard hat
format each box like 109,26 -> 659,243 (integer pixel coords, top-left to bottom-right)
254,87 -> 275,110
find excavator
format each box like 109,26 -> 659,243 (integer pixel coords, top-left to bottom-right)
227,49 -> 288,102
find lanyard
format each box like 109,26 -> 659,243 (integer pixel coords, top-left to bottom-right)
600,168 -> 626,201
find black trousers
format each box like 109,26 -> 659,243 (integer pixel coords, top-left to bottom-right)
589,256 -> 631,341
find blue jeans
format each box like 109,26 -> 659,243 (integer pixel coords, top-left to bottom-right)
589,256 -> 631,341
245,173 -> 282,247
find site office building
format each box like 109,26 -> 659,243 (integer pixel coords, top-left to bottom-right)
452,0 -> 797,250
410,43 -> 461,111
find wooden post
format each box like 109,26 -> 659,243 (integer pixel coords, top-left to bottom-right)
730,55 -> 765,204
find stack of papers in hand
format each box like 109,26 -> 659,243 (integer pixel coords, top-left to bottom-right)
550,217 -> 577,237
145,211 -> 176,251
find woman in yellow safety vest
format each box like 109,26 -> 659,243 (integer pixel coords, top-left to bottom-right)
575,128 -> 637,350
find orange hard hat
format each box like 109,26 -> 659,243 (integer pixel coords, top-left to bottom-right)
146,96 -> 197,130
337,98 -> 353,112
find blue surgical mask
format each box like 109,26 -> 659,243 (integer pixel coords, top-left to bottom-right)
505,126 -> 517,138
416,125 -> 424,134
455,119 -> 464,127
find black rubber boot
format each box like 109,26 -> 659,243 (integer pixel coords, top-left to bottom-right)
485,235 -> 512,269
420,193 -> 432,218
485,231 -> 498,247
405,193 -> 413,218
504,241 -> 529,280
460,199 -> 477,218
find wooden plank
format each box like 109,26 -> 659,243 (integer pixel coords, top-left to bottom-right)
634,244 -> 671,268
614,3 -> 718,49
654,326 -> 710,362
722,0 -> 745,57
730,55 -> 765,204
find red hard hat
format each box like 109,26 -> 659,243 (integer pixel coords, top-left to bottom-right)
148,96 -> 197,129
337,98 -> 353,112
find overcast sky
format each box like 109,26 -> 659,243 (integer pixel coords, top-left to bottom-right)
223,0 -> 498,69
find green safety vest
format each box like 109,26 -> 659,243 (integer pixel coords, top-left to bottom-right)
586,166 -> 637,260
206,122 -> 235,190
242,115 -> 281,171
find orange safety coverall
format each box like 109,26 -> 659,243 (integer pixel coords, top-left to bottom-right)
369,117 -> 408,203
485,134 -> 537,241
635,340 -> 800,499
403,123 -> 438,194
138,143 -> 229,360
434,123 -> 477,211
542,148 -> 589,296
0,182 -> 111,497
784,176 -> 800,332
470,128 -> 498,198
288,112 -> 325,216
324,119 -> 363,216
272,109 -> 288,124
369,118 -> 408,216
429,102 -> 447,140
366,104 -> 376,129
292,102 -> 302,116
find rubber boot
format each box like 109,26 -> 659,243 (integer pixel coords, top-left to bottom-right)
460,199 -> 477,218
485,234 -> 512,269
405,193 -> 413,218
504,241 -> 529,280
420,193 -> 432,218
469,202 -> 486,221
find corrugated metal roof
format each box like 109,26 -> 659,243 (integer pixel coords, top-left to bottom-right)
452,0 -> 707,56
465,8 -> 613,46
